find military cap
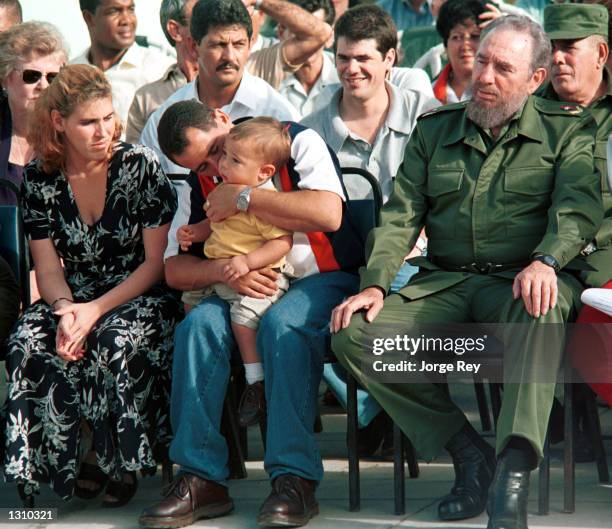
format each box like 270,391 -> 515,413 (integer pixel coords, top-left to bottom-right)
544,3 -> 608,40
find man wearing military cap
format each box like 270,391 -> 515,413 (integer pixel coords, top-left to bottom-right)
543,0 -> 612,444
331,14 -> 603,529
543,2 -> 610,289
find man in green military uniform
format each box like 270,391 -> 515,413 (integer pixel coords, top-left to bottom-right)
543,2 -> 610,288
331,14 -> 603,529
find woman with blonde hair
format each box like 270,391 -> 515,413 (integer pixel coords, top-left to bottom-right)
0,21 -> 67,204
3,64 -> 181,506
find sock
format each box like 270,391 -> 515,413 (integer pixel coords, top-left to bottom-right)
501,437 -> 538,471
244,362 -> 264,385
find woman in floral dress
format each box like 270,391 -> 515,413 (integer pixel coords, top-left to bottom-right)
3,64 -> 181,505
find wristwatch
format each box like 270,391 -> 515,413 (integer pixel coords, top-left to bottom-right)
236,186 -> 252,212
532,253 -> 560,273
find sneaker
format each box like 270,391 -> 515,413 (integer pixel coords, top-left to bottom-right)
238,381 -> 266,427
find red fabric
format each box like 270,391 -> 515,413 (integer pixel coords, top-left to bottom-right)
433,64 -> 452,104
198,173 -> 217,197
278,165 -> 340,273
569,281 -> 612,406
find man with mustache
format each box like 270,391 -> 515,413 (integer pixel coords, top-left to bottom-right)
140,0 -> 333,177
331,15 -> 603,529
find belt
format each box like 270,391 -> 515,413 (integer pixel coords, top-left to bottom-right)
430,258 -> 530,274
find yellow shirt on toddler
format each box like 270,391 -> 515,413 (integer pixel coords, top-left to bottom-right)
204,189 -> 292,269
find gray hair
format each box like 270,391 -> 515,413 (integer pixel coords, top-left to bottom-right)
160,0 -> 191,46
0,21 -> 68,81
481,15 -> 552,75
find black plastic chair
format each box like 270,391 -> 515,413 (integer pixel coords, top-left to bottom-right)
333,167 -> 420,515
0,178 -> 30,309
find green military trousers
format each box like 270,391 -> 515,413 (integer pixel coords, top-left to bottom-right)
332,272 -> 583,462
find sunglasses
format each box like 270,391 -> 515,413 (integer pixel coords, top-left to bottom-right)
21,69 -> 58,85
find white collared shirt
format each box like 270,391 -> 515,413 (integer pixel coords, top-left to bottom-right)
279,52 -> 338,118
71,43 -> 175,132
301,81 -> 439,202
140,69 -> 300,176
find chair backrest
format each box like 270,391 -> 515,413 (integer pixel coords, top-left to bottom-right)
399,26 -> 443,68
0,179 -> 30,308
340,167 -> 383,246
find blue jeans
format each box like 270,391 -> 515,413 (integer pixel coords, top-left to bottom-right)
169,271 -> 359,485
322,261 -> 419,428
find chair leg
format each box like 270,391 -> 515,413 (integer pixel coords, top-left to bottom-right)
393,423 -> 406,516
538,432 -> 550,515
259,415 -> 267,451
222,394 -> 247,480
347,373 -> 360,512
489,383 -> 502,429
161,459 -> 174,486
583,386 -> 609,483
563,382 -> 575,514
405,436 -> 419,479
474,381 -> 492,432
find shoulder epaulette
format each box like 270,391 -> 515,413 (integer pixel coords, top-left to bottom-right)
533,96 -> 584,116
417,101 -> 468,120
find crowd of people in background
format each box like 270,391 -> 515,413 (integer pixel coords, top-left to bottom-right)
0,0 -> 609,528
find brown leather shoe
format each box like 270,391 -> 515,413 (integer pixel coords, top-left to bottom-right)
238,381 -> 267,427
138,474 -> 233,528
257,474 -> 319,527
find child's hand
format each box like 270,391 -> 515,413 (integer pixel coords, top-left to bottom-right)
223,255 -> 250,281
177,225 -> 195,252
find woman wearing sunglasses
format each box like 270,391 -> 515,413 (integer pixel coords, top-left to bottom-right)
0,21 -> 66,205
2,64 -> 181,507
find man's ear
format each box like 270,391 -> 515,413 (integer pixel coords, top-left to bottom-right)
51,109 -> 65,133
167,19 -> 182,44
212,109 -> 232,128
82,9 -> 95,30
597,41 -> 609,69
384,47 -> 397,70
527,67 -> 548,94
257,164 -> 276,182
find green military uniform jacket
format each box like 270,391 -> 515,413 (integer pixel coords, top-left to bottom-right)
360,95 -> 604,299
543,68 -> 612,286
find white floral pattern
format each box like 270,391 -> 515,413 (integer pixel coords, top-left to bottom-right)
2,143 -> 181,500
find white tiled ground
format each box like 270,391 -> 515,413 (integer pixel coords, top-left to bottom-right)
0,388 -> 610,529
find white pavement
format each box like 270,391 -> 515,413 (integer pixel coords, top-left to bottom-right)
0,389 -> 610,529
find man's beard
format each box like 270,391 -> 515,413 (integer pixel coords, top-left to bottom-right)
467,84 -> 529,130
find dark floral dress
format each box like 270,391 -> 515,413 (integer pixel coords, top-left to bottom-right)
3,143 -> 181,500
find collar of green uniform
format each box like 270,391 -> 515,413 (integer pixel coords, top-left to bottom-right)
443,96 -> 543,147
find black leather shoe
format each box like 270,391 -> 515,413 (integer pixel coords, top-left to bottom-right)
257,474 -> 318,527
486,457 -> 530,529
238,381 -> 267,428
356,411 -> 392,458
438,421 -> 496,521
139,474 -> 233,528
